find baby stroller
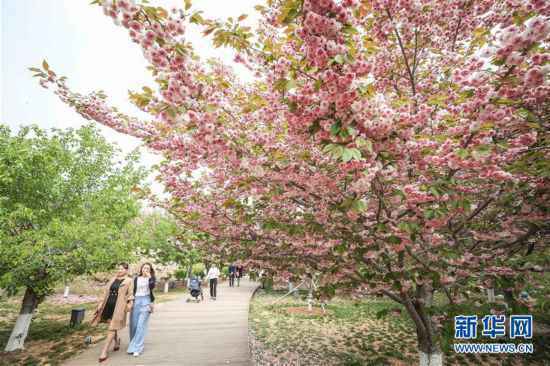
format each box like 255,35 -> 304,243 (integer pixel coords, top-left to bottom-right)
187,277 -> 204,302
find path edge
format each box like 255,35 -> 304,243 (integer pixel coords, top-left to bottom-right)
247,285 -> 267,366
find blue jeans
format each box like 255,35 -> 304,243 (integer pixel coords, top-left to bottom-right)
127,296 -> 151,354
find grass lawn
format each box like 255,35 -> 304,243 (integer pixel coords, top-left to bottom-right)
249,289 -> 545,366
0,281 -> 187,366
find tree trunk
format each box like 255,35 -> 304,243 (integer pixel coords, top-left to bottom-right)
163,281 -> 169,293
5,287 -> 40,352
402,285 -> 443,366
424,288 -> 433,307
186,264 -> 193,287
487,288 -> 495,302
419,351 -> 443,366
307,278 -> 313,311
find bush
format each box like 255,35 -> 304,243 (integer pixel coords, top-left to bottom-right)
174,269 -> 187,281
192,263 -> 205,278
261,276 -> 273,290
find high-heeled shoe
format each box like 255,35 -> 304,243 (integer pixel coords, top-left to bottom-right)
99,355 -> 108,363
113,337 -> 121,351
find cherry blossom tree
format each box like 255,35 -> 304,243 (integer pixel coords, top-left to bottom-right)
34,0 -> 549,364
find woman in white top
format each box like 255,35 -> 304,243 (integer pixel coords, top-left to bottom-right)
206,265 -> 220,300
127,263 -> 156,356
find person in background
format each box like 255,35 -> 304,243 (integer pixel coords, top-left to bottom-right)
228,263 -> 236,287
127,262 -> 156,357
236,265 -> 244,287
259,269 -> 266,289
92,263 -> 134,363
206,264 -> 220,300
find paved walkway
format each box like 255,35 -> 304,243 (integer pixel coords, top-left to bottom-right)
64,279 -> 258,366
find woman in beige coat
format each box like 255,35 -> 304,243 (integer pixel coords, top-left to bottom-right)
91,263 -> 134,363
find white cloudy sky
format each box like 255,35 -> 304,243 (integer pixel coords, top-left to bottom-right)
1,0 -> 261,194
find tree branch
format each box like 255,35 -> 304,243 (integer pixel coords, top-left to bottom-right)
385,7 -> 416,96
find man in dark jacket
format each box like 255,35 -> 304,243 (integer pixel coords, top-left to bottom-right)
228,263 -> 236,287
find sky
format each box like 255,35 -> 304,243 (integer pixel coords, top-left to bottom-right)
1,0 -> 261,195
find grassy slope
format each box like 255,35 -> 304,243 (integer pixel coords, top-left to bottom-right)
249,289 -> 544,366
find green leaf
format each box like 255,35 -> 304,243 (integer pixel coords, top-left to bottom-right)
388,235 -> 402,244
356,137 -> 374,153
342,149 -> 354,163
314,79 -> 323,91
517,108 -> 539,124
342,25 -> 358,35
456,148 -> 469,159
393,189 -> 406,200
189,11 -> 204,24
323,144 -> 336,153
330,122 -> 341,136
278,0 -> 301,24
351,199 -> 367,212
427,94 -> 447,107
491,57 -> 505,66
348,148 -> 362,161
398,222 -> 410,232
274,78 -> 288,93
474,144 -> 492,157
339,127 -> 350,139
360,84 -> 375,97
331,145 -> 345,159
175,43 -> 186,55
286,79 -> 297,91
493,97 -> 518,106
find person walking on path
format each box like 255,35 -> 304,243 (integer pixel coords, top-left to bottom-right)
206,264 -> 220,300
127,263 -> 156,357
236,265 -> 244,287
228,263 -> 236,287
91,263 -> 134,363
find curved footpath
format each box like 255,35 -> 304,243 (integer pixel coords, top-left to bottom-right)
64,279 -> 258,366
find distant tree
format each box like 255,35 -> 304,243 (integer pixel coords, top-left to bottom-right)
128,213 -> 206,278
0,124 -> 146,351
